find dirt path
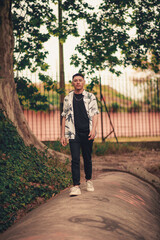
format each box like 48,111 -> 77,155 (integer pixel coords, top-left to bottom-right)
92,150 -> 160,178
86,150 -> 160,194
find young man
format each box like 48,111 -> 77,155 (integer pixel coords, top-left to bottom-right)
61,73 -> 99,196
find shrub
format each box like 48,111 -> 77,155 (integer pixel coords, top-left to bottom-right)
128,102 -> 142,112
0,110 -> 72,232
110,102 -> 120,112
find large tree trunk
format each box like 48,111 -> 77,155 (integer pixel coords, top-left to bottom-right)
0,0 -> 48,151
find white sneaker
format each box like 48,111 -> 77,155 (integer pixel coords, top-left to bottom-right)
69,186 -> 81,196
86,180 -> 94,192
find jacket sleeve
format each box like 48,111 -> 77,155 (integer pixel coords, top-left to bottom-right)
61,96 -> 68,117
89,94 -> 99,117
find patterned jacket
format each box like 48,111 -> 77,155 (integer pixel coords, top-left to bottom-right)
61,90 -> 99,139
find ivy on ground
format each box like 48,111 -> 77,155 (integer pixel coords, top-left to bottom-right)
0,110 -> 72,232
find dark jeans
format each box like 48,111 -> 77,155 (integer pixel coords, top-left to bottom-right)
69,132 -> 93,186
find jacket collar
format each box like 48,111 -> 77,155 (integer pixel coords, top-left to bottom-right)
82,90 -> 87,96
69,89 -> 87,97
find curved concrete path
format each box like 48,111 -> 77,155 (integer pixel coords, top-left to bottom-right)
1,172 -> 160,240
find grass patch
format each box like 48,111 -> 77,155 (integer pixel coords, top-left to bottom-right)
44,141 -> 138,156
0,110 -> 72,233
93,142 -> 137,155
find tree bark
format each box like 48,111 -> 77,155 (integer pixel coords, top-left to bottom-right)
0,0 -> 46,150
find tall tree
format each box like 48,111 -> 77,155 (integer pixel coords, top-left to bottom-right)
0,0 -> 48,149
71,0 -> 160,75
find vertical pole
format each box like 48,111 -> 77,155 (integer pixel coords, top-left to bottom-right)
99,76 -> 104,142
58,0 -> 65,128
157,78 -> 159,107
156,78 -> 159,136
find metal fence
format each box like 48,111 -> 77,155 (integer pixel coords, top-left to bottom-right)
22,72 -> 160,141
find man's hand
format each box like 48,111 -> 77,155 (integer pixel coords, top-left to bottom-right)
88,114 -> 98,140
61,136 -> 67,146
88,130 -> 96,140
61,117 -> 67,146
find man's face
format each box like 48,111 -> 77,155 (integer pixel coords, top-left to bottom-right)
72,76 -> 85,91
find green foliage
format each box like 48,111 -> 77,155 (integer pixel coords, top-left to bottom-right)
14,74 -> 65,111
0,110 -> 72,232
86,77 -> 99,94
109,102 -> 120,112
11,0 -> 93,110
71,0 -> 160,75
38,73 -> 65,94
12,0 -> 56,110
15,77 -> 50,111
150,103 -> 160,112
12,0 -> 56,72
53,0 -> 93,43
12,0 -> 93,72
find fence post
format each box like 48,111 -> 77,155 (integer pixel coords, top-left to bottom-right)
99,76 -> 104,142
58,0 -> 65,129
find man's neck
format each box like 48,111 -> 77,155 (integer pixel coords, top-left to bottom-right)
74,89 -> 84,94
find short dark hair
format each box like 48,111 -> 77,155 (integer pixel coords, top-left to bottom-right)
72,73 -> 84,80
